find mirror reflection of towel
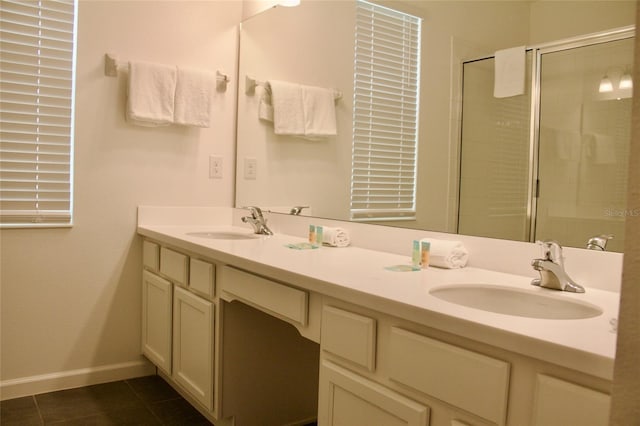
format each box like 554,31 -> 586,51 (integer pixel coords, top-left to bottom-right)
262,80 -> 337,138
302,85 -> 337,137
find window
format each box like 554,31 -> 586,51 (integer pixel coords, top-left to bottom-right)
0,0 -> 77,227
350,0 -> 421,221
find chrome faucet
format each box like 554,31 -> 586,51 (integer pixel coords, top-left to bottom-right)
289,206 -> 309,215
586,234 -> 614,251
241,206 -> 274,235
531,240 -> 584,293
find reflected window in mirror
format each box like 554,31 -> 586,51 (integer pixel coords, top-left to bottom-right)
350,0 -> 422,222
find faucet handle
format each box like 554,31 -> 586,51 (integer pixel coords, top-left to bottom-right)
289,206 -> 309,215
536,240 -> 563,263
586,234 -> 614,251
243,206 -> 264,219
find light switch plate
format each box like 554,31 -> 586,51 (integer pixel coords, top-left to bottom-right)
244,157 -> 257,180
210,156 -> 223,179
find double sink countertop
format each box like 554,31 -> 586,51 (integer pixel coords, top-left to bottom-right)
138,222 -> 620,381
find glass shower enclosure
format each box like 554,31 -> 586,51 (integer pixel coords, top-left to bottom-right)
458,27 -> 634,252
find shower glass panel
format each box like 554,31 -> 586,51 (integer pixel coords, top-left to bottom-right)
535,38 -> 633,253
458,52 -> 533,241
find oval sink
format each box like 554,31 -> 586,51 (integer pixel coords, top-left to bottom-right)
186,231 -> 260,240
429,284 -> 602,320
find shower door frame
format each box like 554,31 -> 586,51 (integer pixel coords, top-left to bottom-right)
457,25 -> 635,243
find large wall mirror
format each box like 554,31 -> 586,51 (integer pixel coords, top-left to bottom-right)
235,0 -> 635,253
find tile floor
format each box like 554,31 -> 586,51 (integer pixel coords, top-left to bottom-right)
0,375 -> 212,425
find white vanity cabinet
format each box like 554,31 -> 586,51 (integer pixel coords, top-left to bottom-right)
318,300 -> 611,426
141,240 -> 218,416
139,231 -> 613,426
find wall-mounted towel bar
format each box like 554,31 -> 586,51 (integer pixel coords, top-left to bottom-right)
104,53 -> 230,90
245,75 -> 342,100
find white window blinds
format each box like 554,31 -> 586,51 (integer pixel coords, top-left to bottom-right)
350,0 -> 421,221
0,0 -> 76,227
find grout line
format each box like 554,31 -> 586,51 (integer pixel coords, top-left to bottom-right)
31,394 -> 45,425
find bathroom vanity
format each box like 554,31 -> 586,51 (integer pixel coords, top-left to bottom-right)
137,207 -> 618,426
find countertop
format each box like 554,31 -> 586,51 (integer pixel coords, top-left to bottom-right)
138,223 -> 619,380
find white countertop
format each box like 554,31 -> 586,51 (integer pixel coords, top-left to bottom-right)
137,223 -> 619,380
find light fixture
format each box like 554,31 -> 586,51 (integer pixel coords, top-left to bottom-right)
599,74 -> 613,93
279,0 -> 300,6
619,72 -> 633,90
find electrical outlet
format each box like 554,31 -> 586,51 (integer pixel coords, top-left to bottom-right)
244,157 -> 257,180
209,156 -> 223,179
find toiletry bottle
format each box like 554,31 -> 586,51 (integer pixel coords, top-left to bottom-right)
412,240 -> 421,267
316,226 -> 324,246
421,241 -> 431,268
309,225 -> 316,244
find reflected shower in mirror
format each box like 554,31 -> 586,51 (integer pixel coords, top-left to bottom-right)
235,0 -> 635,252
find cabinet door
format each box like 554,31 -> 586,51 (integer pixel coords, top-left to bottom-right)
318,360 -> 429,426
532,375 -> 610,426
173,286 -> 214,411
141,271 -> 172,375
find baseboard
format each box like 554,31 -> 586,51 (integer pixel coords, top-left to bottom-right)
0,358 -> 156,401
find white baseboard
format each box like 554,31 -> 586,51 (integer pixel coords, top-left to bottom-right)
0,359 -> 156,401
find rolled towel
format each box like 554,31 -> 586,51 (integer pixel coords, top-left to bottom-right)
420,238 -> 468,269
323,227 -> 350,247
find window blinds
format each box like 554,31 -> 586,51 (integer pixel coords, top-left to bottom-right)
0,0 -> 76,227
350,0 -> 421,221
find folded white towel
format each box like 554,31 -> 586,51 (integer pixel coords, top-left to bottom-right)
323,227 -> 350,247
302,85 -> 337,137
267,80 -> 305,135
420,238 -> 469,269
494,46 -> 525,98
127,61 -> 176,126
174,67 -> 215,128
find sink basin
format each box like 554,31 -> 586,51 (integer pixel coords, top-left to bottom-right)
186,231 -> 260,240
429,284 -> 602,319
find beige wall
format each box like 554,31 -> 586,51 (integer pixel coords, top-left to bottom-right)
0,0 -> 241,394
529,0 -> 636,44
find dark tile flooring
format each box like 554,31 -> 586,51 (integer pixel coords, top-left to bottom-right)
0,375 -> 212,425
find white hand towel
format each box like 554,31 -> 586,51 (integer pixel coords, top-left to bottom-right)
494,46 -> 525,98
267,80 -> 305,135
127,61 -> 176,126
302,85 -> 337,137
174,67 -> 215,128
420,238 -> 469,269
323,227 -> 350,247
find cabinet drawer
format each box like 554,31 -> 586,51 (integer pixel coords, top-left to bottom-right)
160,247 -> 189,285
319,360 -> 429,426
321,306 -> 376,371
143,241 -> 160,271
189,258 -> 215,298
388,327 -> 510,425
220,266 -> 308,327
532,375 -> 610,426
